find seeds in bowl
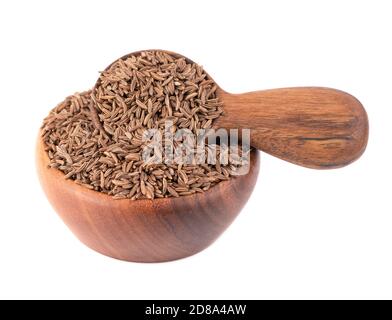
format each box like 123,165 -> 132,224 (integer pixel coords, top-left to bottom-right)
41,50 -> 249,200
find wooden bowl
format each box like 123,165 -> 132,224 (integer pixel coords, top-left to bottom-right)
36,138 -> 260,262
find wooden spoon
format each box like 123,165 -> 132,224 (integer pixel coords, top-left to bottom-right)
95,50 -> 368,169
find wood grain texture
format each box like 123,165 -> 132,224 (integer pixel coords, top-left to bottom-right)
216,87 -> 368,169
36,138 -> 260,263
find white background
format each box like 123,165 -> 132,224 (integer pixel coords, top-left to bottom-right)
0,0 -> 391,299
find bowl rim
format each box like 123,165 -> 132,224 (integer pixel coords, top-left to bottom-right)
37,135 -> 259,206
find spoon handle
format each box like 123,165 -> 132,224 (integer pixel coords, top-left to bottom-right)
217,87 -> 368,169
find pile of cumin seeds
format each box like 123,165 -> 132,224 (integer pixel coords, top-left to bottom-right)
41,50 -> 245,200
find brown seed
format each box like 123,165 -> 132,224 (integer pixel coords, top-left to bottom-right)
167,186 -> 179,197
125,153 -> 140,161
140,179 -> 147,195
